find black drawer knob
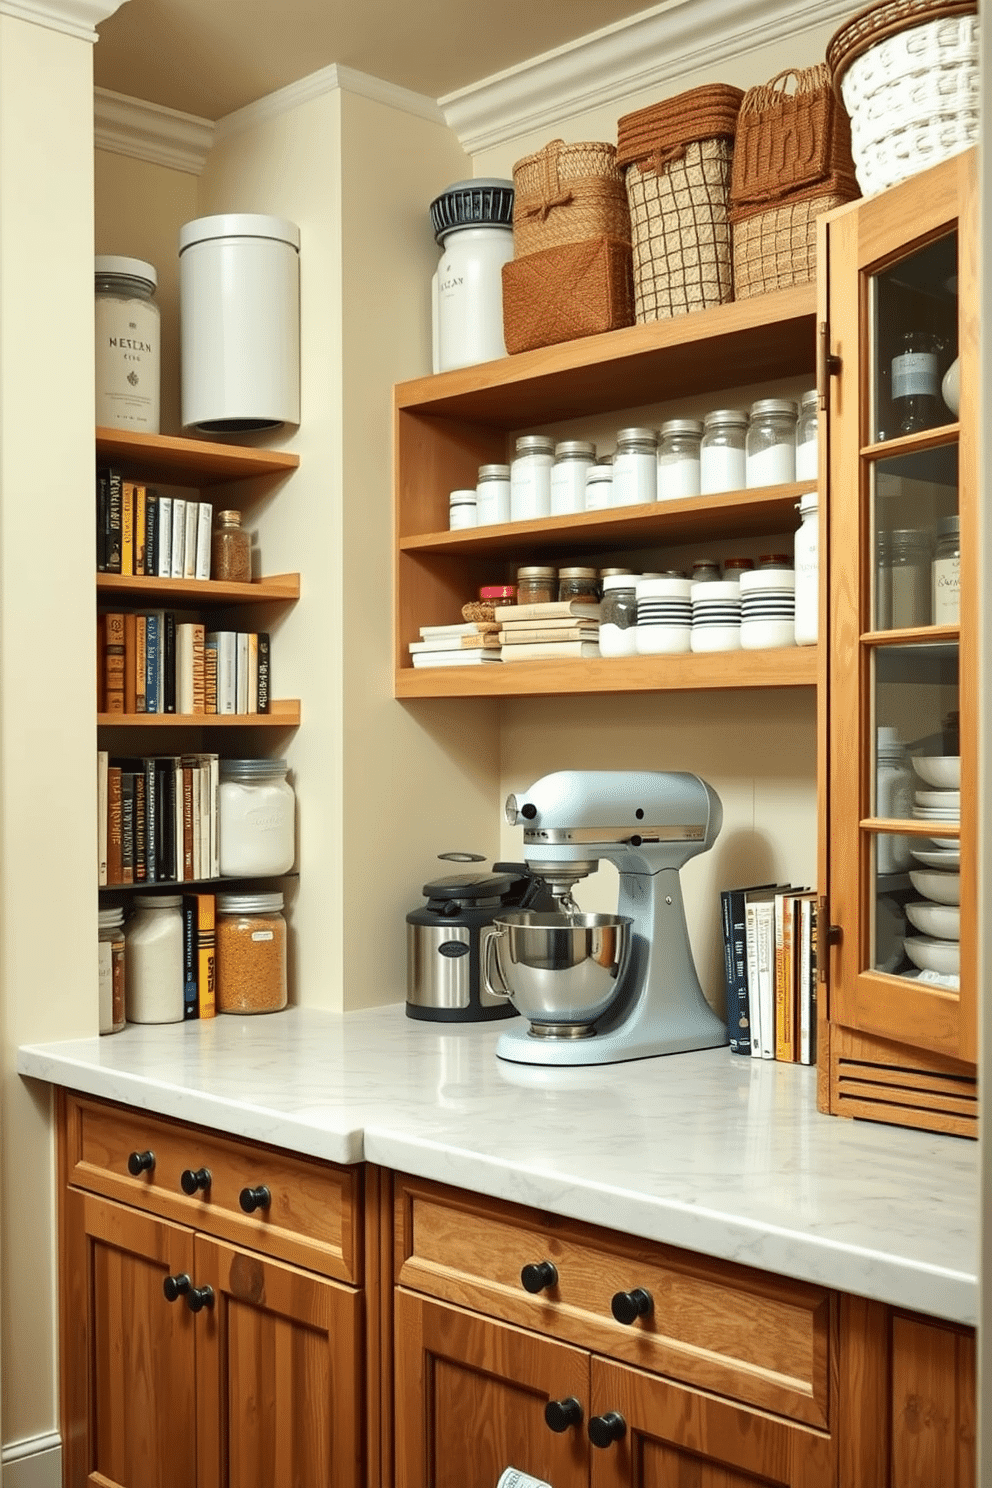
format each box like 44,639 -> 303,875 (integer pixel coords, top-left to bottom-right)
588,1412 -> 627,1449
128,1150 -> 155,1176
611,1287 -> 653,1325
180,1167 -> 211,1196
186,1284 -> 214,1314
521,1261 -> 558,1294
162,1273 -> 190,1303
545,1397 -> 583,1433
239,1185 -> 271,1214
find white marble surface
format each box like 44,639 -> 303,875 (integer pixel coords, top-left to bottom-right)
18,1003 -> 978,1324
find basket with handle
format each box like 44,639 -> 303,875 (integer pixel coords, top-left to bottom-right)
826,0 -> 979,196
510,139 -> 630,258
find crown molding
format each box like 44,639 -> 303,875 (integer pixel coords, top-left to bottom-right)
215,62 -> 444,141
94,87 -> 215,173
439,0 -> 857,154
0,0 -> 126,41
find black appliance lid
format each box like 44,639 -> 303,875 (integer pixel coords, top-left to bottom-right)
422,871 -> 519,903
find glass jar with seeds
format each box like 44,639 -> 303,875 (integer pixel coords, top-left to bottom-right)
215,891 -> 287,1013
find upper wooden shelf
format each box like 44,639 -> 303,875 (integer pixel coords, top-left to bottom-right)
95,428 -> 300,486
96,572 -> 300,606
394,283 -> 816,428
97,700 -> 301,728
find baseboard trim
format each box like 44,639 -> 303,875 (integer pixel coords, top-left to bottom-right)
2,1434 -> 61,1488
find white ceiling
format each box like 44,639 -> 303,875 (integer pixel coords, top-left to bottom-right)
93,0 -> 662,121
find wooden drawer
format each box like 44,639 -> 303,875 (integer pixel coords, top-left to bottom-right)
394,1175 -> 835,1429
62,1092 -> 361,1283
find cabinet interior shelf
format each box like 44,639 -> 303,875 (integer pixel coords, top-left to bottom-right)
862,817 -> 960,837
97,572 -> 300,605
96,427 -> 300,486
97,700 -> 301,727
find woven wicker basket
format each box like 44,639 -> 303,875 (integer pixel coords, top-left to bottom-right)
501,237 -> 634,354
616,85 -> 744,322
827,0 -> 979,196
510,139 -> 630,258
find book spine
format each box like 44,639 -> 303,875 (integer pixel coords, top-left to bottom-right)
145,614 -> 160,714
133,769 -> 147,883
106,469 -> 123,574
96,470 -> 108,572
182,760 -> 195,880
256,633 -> 270,714
209,754 -> 219,878
97,751 -> 108,887
808,901 -> 819,1067
163,612 -> 176,714
134,484 -> 146,576
182,894 -> 198,1019
134,615 -> 147,714
728,888 -> 752,1056
196,501 -> 212,581
799,898 -> 812,1066
196,894 -> 216,1018
120,772 -> 135,885
204,635 -> 218,714
158,495 -> 173,578
720,889 -> 738,1053
774,893 -> 788,1062
145,490 -> 159,579
170,498 -> 186,579
247,633 -> 259,713
107,767 -> 123,886
144,757 -> 158,884
192,623 -> 205,714
103,613 -> 126,714
121,481 -> 135,576
123,613 -> 137,715
236,632 -> 249,713
183,501 -> 198,579
745,902 -> 762,1060
756,901 -> 776,1060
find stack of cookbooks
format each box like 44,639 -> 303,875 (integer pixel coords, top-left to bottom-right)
408,620 -> 502,667
498,598 -> 601,661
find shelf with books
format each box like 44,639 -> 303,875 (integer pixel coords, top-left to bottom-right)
96,427 -> 300,487
97,702 -> 301,728
97,573 -> 300,606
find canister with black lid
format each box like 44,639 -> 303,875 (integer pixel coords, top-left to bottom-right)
430,179 -> 515,373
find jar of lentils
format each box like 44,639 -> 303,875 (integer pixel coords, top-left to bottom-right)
558,567 -> 599,603
215,891 -> 288,1014
516,566 -> 557,604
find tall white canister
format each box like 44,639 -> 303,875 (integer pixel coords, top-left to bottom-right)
430,180 -> 514,373
179,214 -> 300,431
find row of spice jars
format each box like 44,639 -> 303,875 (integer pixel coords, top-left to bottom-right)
497,553 -> 801,608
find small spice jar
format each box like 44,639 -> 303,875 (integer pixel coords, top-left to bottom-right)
757,553 -> 793,571
722,557 -> 755,579
219,758 -> 296,877
745,398 -> 798,487
124,894 -> 184,1024
932,515 -> 960,625
480,584 -> 517,610
215,891 -> 288,1014
796,390 -> 818,481
585,465 -> 613,510
613,427 -> 658,506
558,567 -> 599,603
700,410 -> 747,494
95,255 -> 161,433
510,435 -> 554,521
98,906 -> 126,1035
212,510 -> 251,582
657,418 -> 703,501
550,441 -> 596,516
476,464 -> 511,526
689,557 -> 722,585
516,566 -> 557,604
599,575 -> 639,657
448,489 -> 477,530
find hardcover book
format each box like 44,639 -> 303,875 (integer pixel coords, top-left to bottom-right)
103,613 -> 126,714
105,468 -> 123,573
170,498 -> 186,580
107,766 -> 123,886
256,633 -> 270,714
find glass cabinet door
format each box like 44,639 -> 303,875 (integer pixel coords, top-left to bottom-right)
826,150 -> 976,1070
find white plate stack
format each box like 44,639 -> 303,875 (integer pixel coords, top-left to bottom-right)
634,576 -> 692,654
690,579 -> 741,653
904,753 -> 961,984
739,568 -> 796,650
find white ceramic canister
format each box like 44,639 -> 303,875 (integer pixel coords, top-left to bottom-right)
635,576 -> 692,655
430,179 -> 514,373
739,567 -> 796,650
612,427 -> 658,506
550,441 -> 596,516
179,214 -> 300,431
476,464 -> 511,525
124,894 -> 184,1024
218,758 -> 296,877
510,435 -> 554,521
95,256 -> 161,433
700,410 -> 747,494
794,491 -> 819,645
449,489 -> 477,530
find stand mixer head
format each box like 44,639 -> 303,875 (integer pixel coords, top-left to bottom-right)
490,769 -> 728,1066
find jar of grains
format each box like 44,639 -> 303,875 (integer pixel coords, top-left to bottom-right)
516,566 -> 557,605
219,758 -> 296,877
98,906 -> 127,1035
124,895 -> 184,1024
212,509 -> 251,582
215,891 -> 288,1014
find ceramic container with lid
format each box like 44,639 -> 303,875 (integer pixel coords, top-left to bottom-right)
95,255 -> 160,433
430,179 -> 515,372
124,894 -> 184,1024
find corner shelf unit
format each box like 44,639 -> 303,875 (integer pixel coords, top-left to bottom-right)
393,283 -> 819,699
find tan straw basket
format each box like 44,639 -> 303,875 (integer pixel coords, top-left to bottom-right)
617,84 -> 744,322
502,237 -> 634,355
511,139 -> 630,258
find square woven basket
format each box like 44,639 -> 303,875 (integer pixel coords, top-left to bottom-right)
510,139 -> 630,258
501,237 -> 634,354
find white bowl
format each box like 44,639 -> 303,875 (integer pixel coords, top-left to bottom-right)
911,756 -> 960,789
908,870 -> 961,905
911,847 -> 961,870
905,901 -> 960,941
904,936 -> 960,976
914,789 -> 960,809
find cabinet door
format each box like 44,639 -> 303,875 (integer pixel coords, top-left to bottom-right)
588,1357 -> 834,1488
193,1235 -> 363,1488
826,149 -> 977,1083
394,1290 -> 588,1488
61,1188 -> 197,1488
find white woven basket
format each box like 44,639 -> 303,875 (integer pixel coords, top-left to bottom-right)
839,13 -> 979,195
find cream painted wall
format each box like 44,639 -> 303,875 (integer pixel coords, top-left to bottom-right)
0,12 -> 97,1451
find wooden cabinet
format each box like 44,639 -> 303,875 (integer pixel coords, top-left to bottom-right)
821,150 -> 978,1136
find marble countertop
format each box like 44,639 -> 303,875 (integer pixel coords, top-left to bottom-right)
18,1003 -> 978,1324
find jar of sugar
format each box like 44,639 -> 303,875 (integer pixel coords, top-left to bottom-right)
218,758 -> 296,877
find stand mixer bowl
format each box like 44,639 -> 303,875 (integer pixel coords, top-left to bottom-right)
482,911 -> 632,1038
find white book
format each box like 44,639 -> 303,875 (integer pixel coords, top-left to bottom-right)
183,501 -> 199,579
170,498 -> 186,579
97,750 -> 108,887
247,633 -> 259,713
236,632 -> 249,713
173,759 -> 184,881
208,753 -> 219,878
191,763 -> 202,881
410,651 -> 502,667
755,899 -> 777,1060
206,631 -> 237,714
157,496 -> 173,577
195,501 -> 212,581
409,637 -> 500,653
418,621 -> 497,639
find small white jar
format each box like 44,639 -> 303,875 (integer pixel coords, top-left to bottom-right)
794,492 -> 819,645
449,489 -> 477,530
550,441 -> 596,516
476,464 -> 511,525
700,410 -> 747,494
124,894 -> 184,1024
219,758 -> 296,877
510,435 -> 554,521
95,256 -> 161,433
585,465 -> 613,511
745,398 -> 797,487
657,419 -> 703,501
612,427 -> 658,506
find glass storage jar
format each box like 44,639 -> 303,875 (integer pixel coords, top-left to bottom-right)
886,529 -> 931,628
612,427 -> 658,506
510,435 -> 554,521
515,566 -> 556,604
585,465 -> 613,510
722,557 -> 754,579
98,906 -> 126,1035
550,441 -> 596,516
657,419 -> 703,500
476,464 -> 511,525
215,891 -> 287,1014
558,567 -> 599,603
689,558 -> 721,585
796,390 -> 818,481
212,509 -> 251,582
700,410 -> 747,494
448,489 -> 477,529
95,256 -> 160,433
745,398 -> 797,487
124,894 -> 184,1024
219,758 -> 296,877
932,515 -> 960,625
599,575 -> 638,657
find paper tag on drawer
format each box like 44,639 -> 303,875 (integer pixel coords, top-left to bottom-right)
496,1472 -> 552,1488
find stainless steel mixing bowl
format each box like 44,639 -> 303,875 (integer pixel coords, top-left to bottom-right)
481,910 -> 632,1037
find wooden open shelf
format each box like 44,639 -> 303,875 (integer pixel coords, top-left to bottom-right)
97,572 -> 300,606
97,700 -> 301,728
96,427 -> 299,485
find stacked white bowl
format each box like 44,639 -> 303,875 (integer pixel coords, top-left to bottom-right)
635,576 -> 692,654
739,567 -> 796,650
904,753 -> 961,981
690,579 -> 741,652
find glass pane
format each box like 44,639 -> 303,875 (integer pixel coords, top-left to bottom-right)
872,643 -> 959,817
871,444 -> 959,630
871,832 -> 960,989
870,232 -> 958,443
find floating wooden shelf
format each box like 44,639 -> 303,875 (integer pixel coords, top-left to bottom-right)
97,700 -> 301,727
96,427 -> 299,485
97,572 -> 300,605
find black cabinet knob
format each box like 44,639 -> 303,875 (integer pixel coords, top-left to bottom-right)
186,1284 -> 214,1313
611,1287 -> 653,1325
544,1397 -> 583,1433
127,1150 -> 155,1176
521,1261 -> 558,1294
588,1412 -> 627,1449
239,1185 -> 271,1214
162,1272 -> 190,1303
180,1167 -> 211,1196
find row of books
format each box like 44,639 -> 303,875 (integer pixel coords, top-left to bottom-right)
99,751 -> 219,887
720,883 -> 818,1063
181,892 -> 216,1020
409,599 -> 601,668
97,466 -> 215,580
99,612 -> 271,715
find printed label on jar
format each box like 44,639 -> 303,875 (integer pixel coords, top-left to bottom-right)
95,298 -> 160,431
891,352 -> 938,400
933,557 -> 961,624
251,930 -> 275,942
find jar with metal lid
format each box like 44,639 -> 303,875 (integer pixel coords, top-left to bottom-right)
212,509 -> 251,582
722,557 -> 754,579
794,492 -> 819,645
219,758 -> 296,877
476,464 -> 511,526
516,566 -> 557,605
689,558 -> 721,585
585,465 -> 613,511
700,410 -> 747,494
550,441 -> 596,516
98,906 -> 126,1035
215,891 -> 287,1014
599,568 -> 633,580
886,529 -> 931,628
95,256 -> 160,433
795,390 -> 818,481
558,567 -> 599,603
599,576 -> 639,657
480,584 -> 516,610
657,419 -> 703,501
932,515 -> 960,625
745,398 -> 797,487
612,427 -> 658,507
510,435 -> 554,521
757,553 -> 793,571
448,489 -> 477,530
124,894 -> 184,1024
